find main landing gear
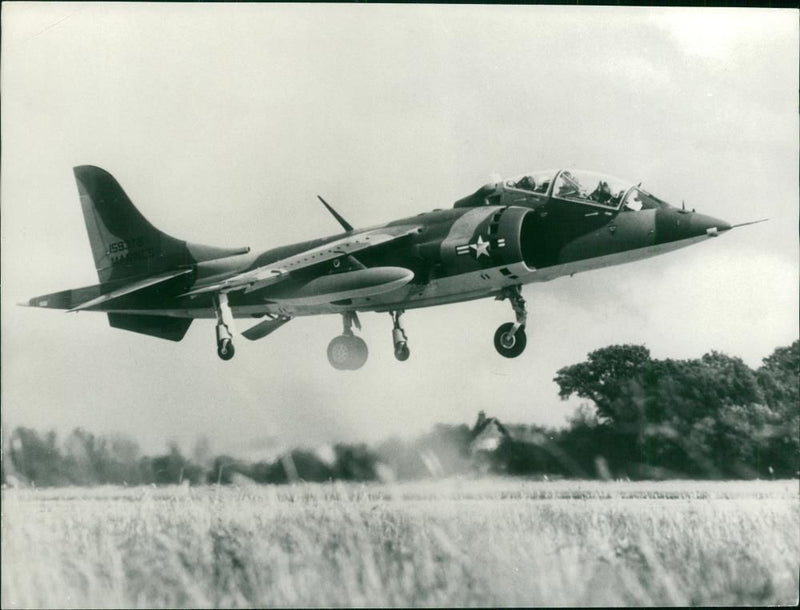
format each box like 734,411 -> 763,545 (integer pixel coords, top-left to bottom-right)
494,285 -> 528,358
327,310 -> 412,370
327,311 -> 368,370
213,292 -> 236,361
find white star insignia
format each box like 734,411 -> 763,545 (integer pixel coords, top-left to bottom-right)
470,235 -> 491,259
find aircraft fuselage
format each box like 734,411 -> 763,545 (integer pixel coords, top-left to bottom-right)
26,166 -> 736,366
99,202 -> 726,319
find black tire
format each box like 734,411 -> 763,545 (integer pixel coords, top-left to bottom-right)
327,335 -> 369,370
217,339 -> 235,361
494,323 -> 527,358
394,343 -> 411,362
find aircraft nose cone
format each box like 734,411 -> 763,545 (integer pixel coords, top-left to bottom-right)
655,209 -> 732,243
690,213 -> 732,237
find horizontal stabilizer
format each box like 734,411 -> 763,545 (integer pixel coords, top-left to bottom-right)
68,269 -> 193,312
25,288 -> 80,310
242,315 -> 293,341
108,313 -> 192,341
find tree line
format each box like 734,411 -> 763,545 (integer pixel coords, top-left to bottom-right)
3,340 -> 797,486
550,339 -> 798,478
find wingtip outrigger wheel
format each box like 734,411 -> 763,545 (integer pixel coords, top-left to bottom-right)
390,310 -> 410,361
494,285 -> 528,358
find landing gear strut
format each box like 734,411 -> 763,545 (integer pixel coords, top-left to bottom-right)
213,292 -> 236,361
494,285 -> 527,358
390,310 -> 410,361
327,311 -> 368,370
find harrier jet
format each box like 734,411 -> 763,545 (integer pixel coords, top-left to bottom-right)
26,166 -> 749,369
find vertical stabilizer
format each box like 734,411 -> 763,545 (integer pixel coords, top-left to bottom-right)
74,166 -> 249,283
75,165 -> 189,282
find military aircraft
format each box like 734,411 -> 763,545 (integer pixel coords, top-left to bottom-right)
25,166 -> 757,370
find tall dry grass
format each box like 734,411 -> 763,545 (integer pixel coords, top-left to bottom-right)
2,479 -> 798,607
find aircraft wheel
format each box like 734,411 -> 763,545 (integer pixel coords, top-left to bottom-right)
217,338 -> 235,361
494,323 -> 527,358
349,336 -> 369,369
394,342 -> 410,362
327,335 -> 368,370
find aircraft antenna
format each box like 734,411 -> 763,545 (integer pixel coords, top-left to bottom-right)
317,196 -> 353,232
730,218 -> 768,228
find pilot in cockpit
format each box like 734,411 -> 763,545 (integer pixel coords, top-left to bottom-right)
557,171 -> 580,198
515,176 -> 536,191
609,189 -> 626,206
589,180 -> 613,204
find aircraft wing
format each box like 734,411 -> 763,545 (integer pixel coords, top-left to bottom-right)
181,225 -> 420,297
67,269 -> 193,312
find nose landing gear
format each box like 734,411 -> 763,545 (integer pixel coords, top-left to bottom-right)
391,310 -> 410,361
494,285 -> 528,358
213,292 -> 237,361
327,311 -> 368,370
494,322 -> 526,358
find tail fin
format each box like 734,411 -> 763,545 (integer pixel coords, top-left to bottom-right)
74,166 -> 249,283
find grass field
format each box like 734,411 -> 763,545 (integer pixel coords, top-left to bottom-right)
2,479 -> 798,608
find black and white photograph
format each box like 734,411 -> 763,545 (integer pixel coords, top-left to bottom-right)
1,3 -> 798,607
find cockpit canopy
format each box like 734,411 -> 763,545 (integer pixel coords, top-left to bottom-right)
505,169 -> 559,196
455,168 -> 675,211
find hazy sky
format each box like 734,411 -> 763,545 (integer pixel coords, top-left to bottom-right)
2,4 -> 797,455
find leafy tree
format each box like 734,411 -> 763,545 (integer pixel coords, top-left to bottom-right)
554,344 -> 791,477
333,444 -> 378,481
289,450 -> 333,482
554,345 -> 651,423
209,455 -> 243,484
151,442 -> 202,485
62,428 -> 143,485
756,340 -> 800,476
758,340 -> 799,416
63,428 -> 103,485
7,428 -> 65,486
105,435 -> 146,485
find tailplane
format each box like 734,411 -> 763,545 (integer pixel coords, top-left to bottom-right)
74,165 -> 249,283
107,313 -> 192,342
